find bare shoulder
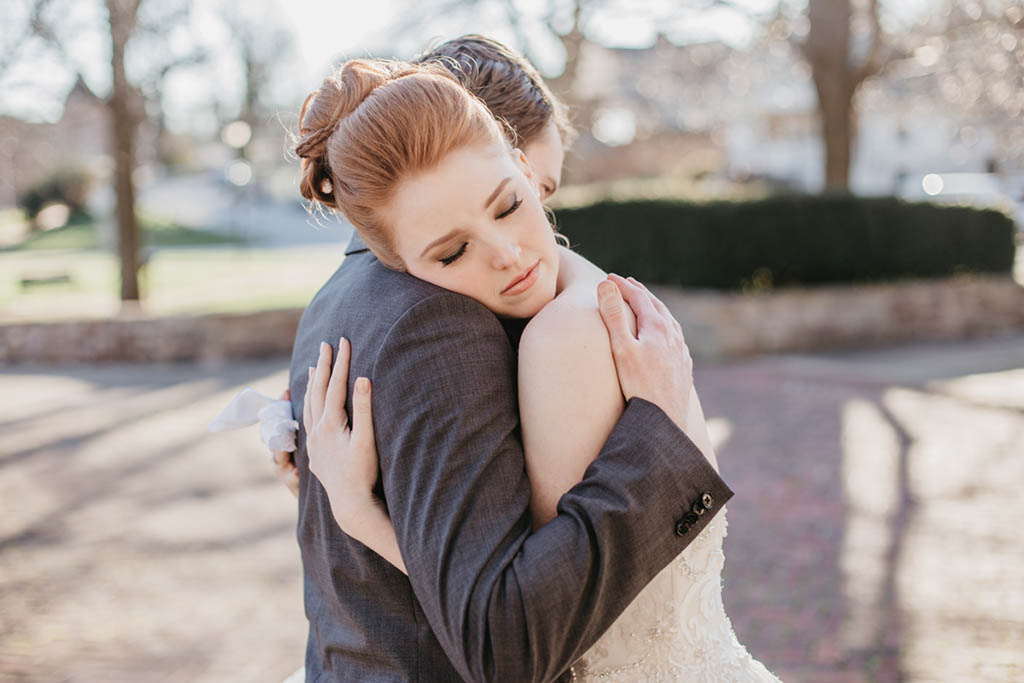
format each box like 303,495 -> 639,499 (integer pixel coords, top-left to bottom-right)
515,268 -> 627,528
518,281 -> 608,366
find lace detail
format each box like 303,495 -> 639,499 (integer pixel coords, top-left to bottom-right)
570,509 -> 782,682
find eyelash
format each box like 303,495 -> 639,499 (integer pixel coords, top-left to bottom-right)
440,243 -> 467,266
438,194 -> 523,266
496,194 -> 522,219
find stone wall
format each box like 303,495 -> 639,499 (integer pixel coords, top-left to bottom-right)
655,274 -> 1024,360
2,275 -> 1022,364
0,309 -> 303,364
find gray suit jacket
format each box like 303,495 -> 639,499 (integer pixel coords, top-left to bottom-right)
289,234 -> 733,682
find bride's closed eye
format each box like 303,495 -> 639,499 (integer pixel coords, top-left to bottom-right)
438,194 -> 523,267
439,242 -> 468,266
496,193 -> 522,220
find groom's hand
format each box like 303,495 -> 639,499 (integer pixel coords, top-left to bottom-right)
598,274 -> 693,432
271,388 -> 300,498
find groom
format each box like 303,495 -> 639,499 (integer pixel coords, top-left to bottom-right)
288,231 -> 733,681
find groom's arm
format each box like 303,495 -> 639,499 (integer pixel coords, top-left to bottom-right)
374,291 -> 732,683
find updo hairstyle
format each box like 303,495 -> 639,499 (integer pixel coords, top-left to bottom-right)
295,59 -> 508,270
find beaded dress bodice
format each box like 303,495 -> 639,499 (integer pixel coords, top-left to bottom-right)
569,509 -> 781,682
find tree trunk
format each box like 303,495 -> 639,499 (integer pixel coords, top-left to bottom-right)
805,0 -> 854,190
549,1 -> 584,99
548,0 -> 598,184
107,0 -> 141,302
802,0 -> 884,191
813,78 -> 855,189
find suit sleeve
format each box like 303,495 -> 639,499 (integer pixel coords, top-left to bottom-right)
373,291 -> 733,683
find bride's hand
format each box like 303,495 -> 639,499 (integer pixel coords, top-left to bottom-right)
303,338 -> 381,526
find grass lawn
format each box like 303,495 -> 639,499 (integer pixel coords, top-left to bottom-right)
2,211 -> 246,251
0,212 -> 347,321
0,246 -> 347,321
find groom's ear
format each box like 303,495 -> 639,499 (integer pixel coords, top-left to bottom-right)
512,147 -> 534,180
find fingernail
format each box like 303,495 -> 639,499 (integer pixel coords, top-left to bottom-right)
340,336 -> 347,349
308,366 -> 314,379
356,377 -> 370,393
627,276 -> 638,283
320,341 -> 329,353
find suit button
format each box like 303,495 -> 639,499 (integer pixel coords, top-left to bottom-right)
702,492 -> 714,509
692,501 -> 705,516
684,511 -> 700,526
675,519 -> 690,536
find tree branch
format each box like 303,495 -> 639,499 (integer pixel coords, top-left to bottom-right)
502,0 -> 535,60
852,0 -> 885,86
136,7 -> 190,36
15,0 -> 84,80
0,0 -> 60,77
387,0 -> 488,54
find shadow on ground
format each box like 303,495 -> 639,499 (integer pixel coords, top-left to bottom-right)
1,335 -> 1022,682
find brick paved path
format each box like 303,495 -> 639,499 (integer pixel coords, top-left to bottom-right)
2,334 -> 1022,682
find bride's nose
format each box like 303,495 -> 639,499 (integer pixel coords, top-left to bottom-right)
490,239 -> 522,269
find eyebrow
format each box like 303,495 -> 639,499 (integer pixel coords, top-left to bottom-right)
485,177 -> 512,209
420,228 -> 462,258
419,177 -> 514,258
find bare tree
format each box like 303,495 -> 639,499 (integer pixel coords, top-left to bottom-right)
891,0 -> 1024,171
798,0 -> 886,189
383,0 -> 714,157
6,0 -> 200,303
133,3 -> 207,166
0,0 -> 59,78
218,6 -> 294,161
540,0 -> 586,103
764,0 -> 1021,188
107,0 -> 143,300
383,0 -> 895,189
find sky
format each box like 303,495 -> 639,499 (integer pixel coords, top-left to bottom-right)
1,0 -> 776,128
0,0 -> 934,134
277,0 -> 775,80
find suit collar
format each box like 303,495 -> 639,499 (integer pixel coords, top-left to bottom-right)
344,231 -> 369,255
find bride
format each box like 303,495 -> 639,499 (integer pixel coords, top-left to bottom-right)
282,52 -> 781,681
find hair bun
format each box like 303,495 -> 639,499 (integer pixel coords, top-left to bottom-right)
296,61 -> 396,159
296,60 -> 398,207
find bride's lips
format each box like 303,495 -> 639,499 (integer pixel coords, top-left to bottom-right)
501,259 -> 541,296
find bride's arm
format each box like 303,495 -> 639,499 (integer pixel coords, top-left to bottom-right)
517,301 -> 625,528
518,297 -> 718,529
304,341 -> 408,573
303,288 -> 717,570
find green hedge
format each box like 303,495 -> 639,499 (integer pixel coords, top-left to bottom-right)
554,195 -> 1017,290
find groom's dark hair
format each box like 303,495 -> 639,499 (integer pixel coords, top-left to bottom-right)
416,35 -> 576,149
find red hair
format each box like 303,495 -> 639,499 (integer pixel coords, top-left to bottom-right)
295,59 -> 507,270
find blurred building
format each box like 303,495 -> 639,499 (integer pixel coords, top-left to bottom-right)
567,34 -> 1014,201
0,77 -> 155,209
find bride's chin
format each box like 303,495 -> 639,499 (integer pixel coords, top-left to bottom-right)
492,278 -> 556,319
521,291 -> 556,318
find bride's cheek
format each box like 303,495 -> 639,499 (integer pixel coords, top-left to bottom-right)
449,272 -> 484,301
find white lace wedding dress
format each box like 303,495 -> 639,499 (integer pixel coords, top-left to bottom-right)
569,508 -> 781,682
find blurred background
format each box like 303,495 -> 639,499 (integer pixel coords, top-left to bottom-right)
1,0 -> 1022,681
